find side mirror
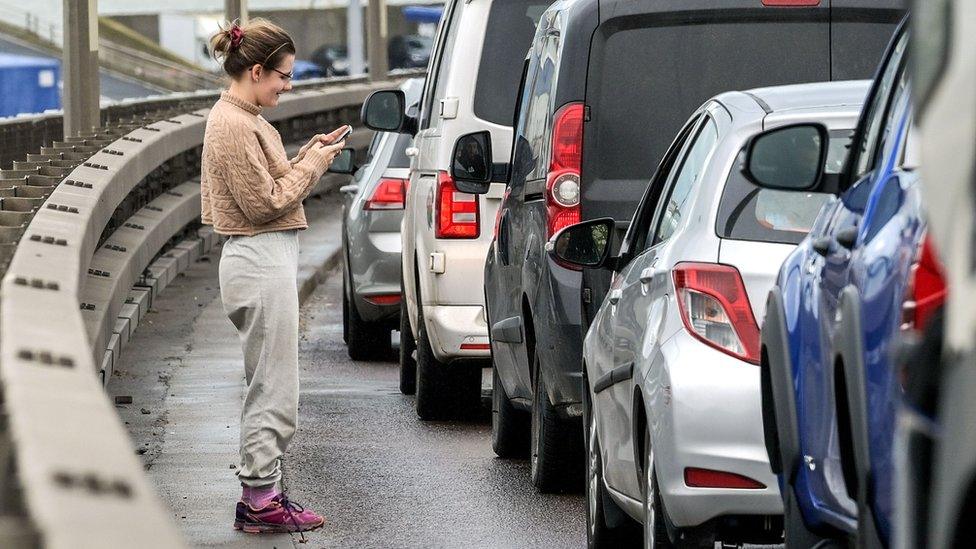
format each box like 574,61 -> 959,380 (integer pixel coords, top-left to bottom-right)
743,123 -> 829,192
328,148 -> 357,174
339,184 -> 360,195
545,218 -> 616,269
362,90 -> 417,135
451,131 -> 493,194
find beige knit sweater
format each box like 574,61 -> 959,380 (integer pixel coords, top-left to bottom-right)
200,92 -> 331,236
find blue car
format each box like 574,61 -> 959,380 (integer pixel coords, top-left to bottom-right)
742,21 -> 944,547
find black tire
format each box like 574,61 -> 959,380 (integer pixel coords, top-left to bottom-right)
414,304 -> 481,420
642,432 -> 673,548
346,288 -> 392,361
398,294 -> 417,395
492,366 -> 529,458
585,388 -> 640,547
341,274 -> 350,344
531,349 -> 584,493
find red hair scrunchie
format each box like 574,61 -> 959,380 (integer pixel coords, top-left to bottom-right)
229,25 -> 244,50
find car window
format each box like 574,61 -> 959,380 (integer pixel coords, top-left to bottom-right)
717,130 -> 853,245
618,116 -> 702,257
650,117 -> 718,247
522,34 -> 559,181
473,0 -> 551,126
851,31 -> 909,179
365,131 -> 383,163
419,1 -> 461,130
388,133 -> 414,169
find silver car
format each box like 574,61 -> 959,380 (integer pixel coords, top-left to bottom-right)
341,78 -> 423,361
550,81 -> 868,546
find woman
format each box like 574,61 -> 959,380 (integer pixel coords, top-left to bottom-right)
202,19 -> 346,534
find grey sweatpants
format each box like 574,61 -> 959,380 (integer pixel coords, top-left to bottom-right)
218,230 -> 300,488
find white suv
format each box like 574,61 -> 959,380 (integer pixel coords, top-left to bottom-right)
362,0 -> 551,419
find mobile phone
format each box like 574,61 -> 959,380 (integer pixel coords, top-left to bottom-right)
337,126 -> 352,142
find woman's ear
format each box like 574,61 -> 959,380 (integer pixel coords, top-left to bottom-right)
251,64 -> 262,82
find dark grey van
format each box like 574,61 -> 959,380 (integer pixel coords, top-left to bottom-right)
458,0 -> 904,496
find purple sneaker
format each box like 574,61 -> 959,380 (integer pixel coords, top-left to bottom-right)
234,494 -> 325,534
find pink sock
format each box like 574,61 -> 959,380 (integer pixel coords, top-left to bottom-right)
242,484 -> 279,509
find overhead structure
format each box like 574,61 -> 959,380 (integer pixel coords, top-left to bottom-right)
62,0 -> 101,137
348,0 -> 366,76
226,0 -> 249,24
367,0 -> 388,82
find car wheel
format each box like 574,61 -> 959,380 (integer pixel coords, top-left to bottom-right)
585,388 -> 639,547
341,274 -> 350,344
530,349 -> 584,492
398,292 -> 416,395
491,365 -> 529,458
414,303 -> 481,420
346,290 -> 392,361
642,434 -> 673,548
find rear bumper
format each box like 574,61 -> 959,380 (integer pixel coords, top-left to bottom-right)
652,330 -> 782,528
348,228 -> 401,323
423,304 -> 490,363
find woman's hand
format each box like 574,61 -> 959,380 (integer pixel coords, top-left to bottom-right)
297,126 -> 350,161
316,125 -> 351,146
310,141 -> 345,165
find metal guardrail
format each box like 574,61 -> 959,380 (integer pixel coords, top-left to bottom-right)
0,73 -> 389,170
0,71 -> 422,547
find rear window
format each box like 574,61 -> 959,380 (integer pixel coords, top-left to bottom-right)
716,130 -> 853,245
388,133 -> 414,169
473,0 -> 550,125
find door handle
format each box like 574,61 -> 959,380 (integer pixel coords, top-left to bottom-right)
609,289 -> 623,305
835,226 -> 859,250
640,266 -> 663,285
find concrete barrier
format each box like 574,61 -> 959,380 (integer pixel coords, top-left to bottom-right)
0,71 -> 421,547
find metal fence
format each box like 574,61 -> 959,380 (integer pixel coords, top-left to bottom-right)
0,69 -> 422,547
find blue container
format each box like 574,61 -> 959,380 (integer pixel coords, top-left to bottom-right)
0,53 -> 60,118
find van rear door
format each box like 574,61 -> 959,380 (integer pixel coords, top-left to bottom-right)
579,0 -> 902,323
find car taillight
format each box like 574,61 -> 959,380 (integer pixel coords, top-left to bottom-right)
546,103 -> 584,242
673,263 -> 760,365
364,294 -> 401,306
902,233 -> 947,332
685,468 -> 766,489
435,171 -> 479,239
364,177 -> 407,210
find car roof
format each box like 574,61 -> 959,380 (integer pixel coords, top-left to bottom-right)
743,80 -> 872,114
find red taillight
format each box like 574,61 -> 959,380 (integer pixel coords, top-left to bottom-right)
672,263 -> 760,365
364,294 -> 401,306
365,177 -> 407,210
684,468 -> 766,489
902,233 -> 947,332
460,343 -> 491,351
435,171 -> 479,239
762,0 -> 819,6
546,102 -> 584,244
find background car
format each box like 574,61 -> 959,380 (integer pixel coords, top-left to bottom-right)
899,0 -> 973,547
553,81 -> 865,547
388,34 -> 433,70
341,78 -> 424,361
480,0 -> 904,496
311,44 -> 351,76
751,22 -> 944,547
362,0 -> 553,420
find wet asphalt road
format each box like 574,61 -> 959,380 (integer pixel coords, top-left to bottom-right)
283,269 -> 586,547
